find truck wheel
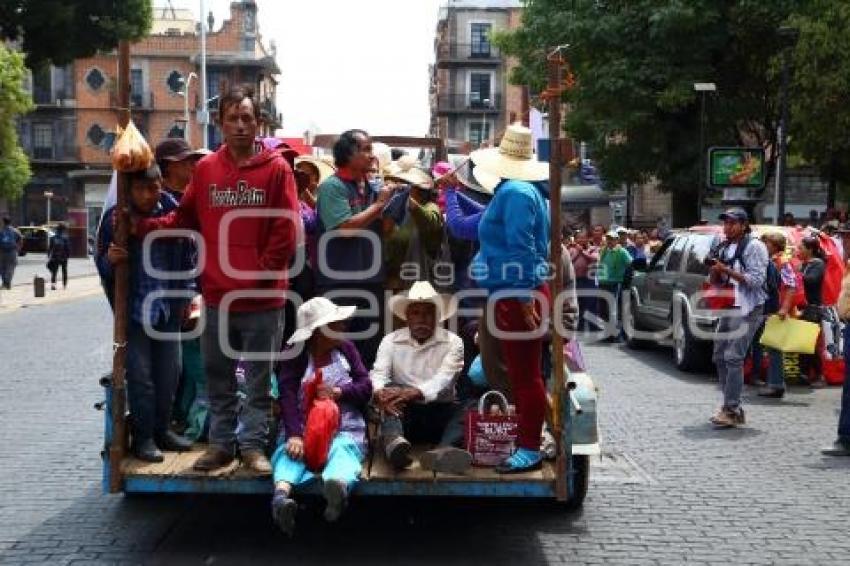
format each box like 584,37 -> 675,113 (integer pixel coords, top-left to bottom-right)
564,455 -> 589,511
623,291 -> 650,350
673,306 -> 709,372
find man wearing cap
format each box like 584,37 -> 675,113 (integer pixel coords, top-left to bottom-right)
709,208 -> 769,428
370,281 -> 467,473
597,230 -> 632,341
155,138 -> 210,203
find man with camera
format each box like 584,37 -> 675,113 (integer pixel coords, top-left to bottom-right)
707,208 -> 769,428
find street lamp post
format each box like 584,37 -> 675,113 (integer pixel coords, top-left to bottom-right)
774,26 -> 799,225
179,72 -> 198,144
694,82 -> 716,222
480,98 -> 491,148
44,191 -> 53,225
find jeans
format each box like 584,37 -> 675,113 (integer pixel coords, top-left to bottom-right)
766,348 -> 785,390
49,260 -> 68,287
838,326 -> 850,442
713,306 -> 764,411
597,282 -> 622,338
202,306 -> 284,453
379,391 -> 468,448
0,249 -> 17,289
272,434 -> 363,489
126,318 -> 181,443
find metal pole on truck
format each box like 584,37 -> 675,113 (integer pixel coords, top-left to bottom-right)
200,0 -> 209,149
545,47 -> 568,502
109,40 -> 132,493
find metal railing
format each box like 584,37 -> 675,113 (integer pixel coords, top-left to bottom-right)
437,43 -> 502,62
436,94 -> 502,112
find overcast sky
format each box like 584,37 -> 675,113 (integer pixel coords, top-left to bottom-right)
170,0 -> 444,137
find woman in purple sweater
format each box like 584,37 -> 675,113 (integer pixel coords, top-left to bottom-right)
271,297 -> 373,536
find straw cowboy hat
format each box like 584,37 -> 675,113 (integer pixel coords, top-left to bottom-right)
295,155 -> 336,184
383,154 -> 418,177
388,281 -> 458,322
287,297 -> 356,345
372,142 -> 392,171
470,123 -> 550,182
384,158 -> 435,190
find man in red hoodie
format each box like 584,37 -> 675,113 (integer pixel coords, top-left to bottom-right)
136,85 -> 299,473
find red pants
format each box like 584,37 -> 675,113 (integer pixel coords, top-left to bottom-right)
494,286 -> 550,450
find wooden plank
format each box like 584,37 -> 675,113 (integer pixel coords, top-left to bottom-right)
542,460 -> 556,482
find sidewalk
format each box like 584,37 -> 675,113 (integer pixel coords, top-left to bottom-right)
9,254 -> 98,288
0,275 -> 103,313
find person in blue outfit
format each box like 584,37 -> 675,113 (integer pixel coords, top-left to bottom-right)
271,297 -> 373,536
96,164 -> 194,462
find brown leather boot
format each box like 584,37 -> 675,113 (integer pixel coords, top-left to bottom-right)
193,446 -> 234,472
241,450 -> 272,475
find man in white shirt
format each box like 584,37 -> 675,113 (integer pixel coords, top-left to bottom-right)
371,281 -> 469,473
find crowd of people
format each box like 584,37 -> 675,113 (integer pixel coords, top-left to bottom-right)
95,85 -> 580,536
93,84 -> 849,536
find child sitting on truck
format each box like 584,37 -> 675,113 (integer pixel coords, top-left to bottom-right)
96,164 -> 194,462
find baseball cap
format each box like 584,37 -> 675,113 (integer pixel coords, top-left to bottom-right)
718,208 -> 749,222
155,138 -> 207,163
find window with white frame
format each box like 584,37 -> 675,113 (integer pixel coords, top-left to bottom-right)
470,23 -> 492,57
468,121 -> 491,148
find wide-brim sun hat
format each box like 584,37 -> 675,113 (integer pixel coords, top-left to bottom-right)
471,165 -> 501,194
388,281 -> 458,323
287,297 -> 357,345
431,161 -> 454,182
372,142 -> 392,171
470,123 -> 550,182
295,155 -> 336,184
384,159 -> 435,191
453,159 -> 496,195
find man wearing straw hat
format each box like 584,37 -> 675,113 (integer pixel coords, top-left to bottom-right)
370,281 -> 468,473
469,123 -> 553,474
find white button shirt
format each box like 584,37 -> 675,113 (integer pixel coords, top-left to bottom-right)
370,326 -> 465,402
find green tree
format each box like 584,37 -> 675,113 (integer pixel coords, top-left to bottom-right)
497,0 -> 800,225
787,0 -> 850,208
0,45 -> 34,201
0,0 -> 152,68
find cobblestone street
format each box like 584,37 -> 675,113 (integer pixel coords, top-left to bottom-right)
0,296 -> 848,565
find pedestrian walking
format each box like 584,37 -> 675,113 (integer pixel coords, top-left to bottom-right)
797,236 -> 829,388
708,208 -> 769,428
597,230 -> 632,341
46,223 -> 71,290
822,261 -> 850,456
568,228 -> 599,332
135,85 -> 300,474
0,216 -> 22,289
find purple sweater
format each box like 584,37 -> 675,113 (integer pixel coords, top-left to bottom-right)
445,188 -> 486,241
277,340 -> 372,439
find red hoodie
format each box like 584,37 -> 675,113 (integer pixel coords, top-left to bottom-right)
140,145 -> 299,312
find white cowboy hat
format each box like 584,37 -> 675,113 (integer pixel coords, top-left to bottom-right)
453,159 -> 495,195
471,164 -> 501,194
287,297 -> 357,345
372,142 -> 392,171
470,123 -> 550,182
383,154 -> 418,177
294,156 -> 336,184
388,281 -> 458,323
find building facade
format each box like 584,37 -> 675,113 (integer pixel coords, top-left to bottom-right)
12,0 -> 281,237
430,0 -> 524,154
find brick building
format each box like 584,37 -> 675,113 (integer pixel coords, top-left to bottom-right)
12,0 -> 281,238
429,0 -> 525,153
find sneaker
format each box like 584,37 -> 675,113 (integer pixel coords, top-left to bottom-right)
322,479 -> 348,522
821,440 -> 850,457
757,387 -> 785,399
419,447 -> 472,475
193,446 -> 234,472
241,450 -> 272,475
384,436 -> 413,470
271,492 -> 298,536
495,448 -> 542,474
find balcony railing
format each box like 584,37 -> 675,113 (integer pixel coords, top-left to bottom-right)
436,94 -> 502,113
28,144 -> 79,162
437,43 -> 502,63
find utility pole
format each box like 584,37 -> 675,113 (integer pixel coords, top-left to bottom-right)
544,46 -> 568,503
200,0 -> 209,148
109,39 -> 132,493
775,26 -> 799,225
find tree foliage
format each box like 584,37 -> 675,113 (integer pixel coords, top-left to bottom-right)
0,0 -> 153,68
788,0 -> 850,202
0,45 -> 34,201
496,0 -> 805,225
